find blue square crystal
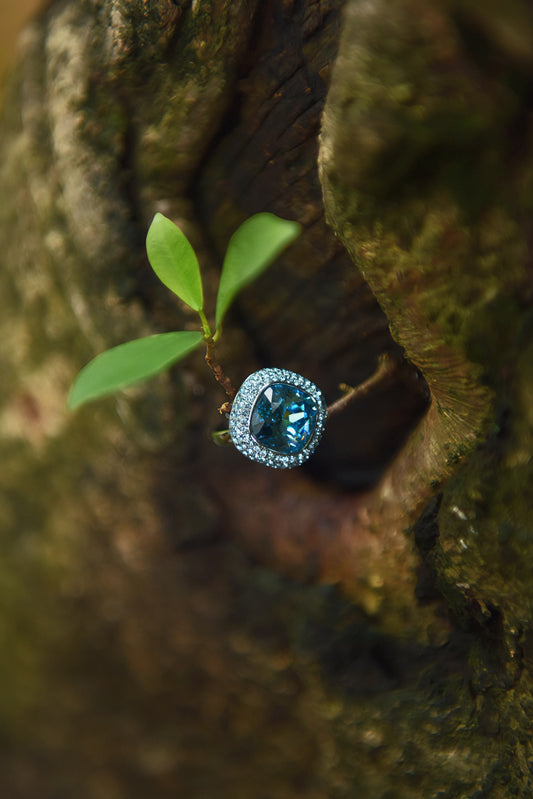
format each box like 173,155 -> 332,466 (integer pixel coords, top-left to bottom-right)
229,368 -> 327,468
250,382 -> 318,454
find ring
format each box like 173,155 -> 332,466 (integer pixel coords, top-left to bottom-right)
229,368 -> 327,468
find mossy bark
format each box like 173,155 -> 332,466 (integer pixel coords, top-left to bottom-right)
320,0 -> 533,794
1,1 -> 532,797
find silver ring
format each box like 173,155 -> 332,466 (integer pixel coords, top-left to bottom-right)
229,368 -> 327,468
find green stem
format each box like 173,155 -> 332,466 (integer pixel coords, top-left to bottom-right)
198,309 -> 212,341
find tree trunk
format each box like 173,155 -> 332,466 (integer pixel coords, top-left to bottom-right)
1,1 -> 532,796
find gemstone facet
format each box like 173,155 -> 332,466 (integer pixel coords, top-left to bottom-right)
250,383 -> 318,454
229,368 -> 327,468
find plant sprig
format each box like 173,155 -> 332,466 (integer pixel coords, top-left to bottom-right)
67,212 -> 301,410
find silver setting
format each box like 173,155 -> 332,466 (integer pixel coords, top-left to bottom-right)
229,368 -> 327,469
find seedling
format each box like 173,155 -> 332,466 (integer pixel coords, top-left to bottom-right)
67,212 -> 301,411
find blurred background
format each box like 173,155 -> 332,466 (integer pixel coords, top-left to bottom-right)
0,1 -> 44,99
2,1 -> 533,797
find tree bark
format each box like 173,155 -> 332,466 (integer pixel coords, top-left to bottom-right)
1,1 -> 532,796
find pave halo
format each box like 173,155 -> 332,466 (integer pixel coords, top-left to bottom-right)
229,368 -> 327,468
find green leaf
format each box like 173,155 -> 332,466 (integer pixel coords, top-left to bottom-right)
211,429 -> 232,447
215,213 -> 301,329
146,213 -> 204,312
67,331 -> 203,410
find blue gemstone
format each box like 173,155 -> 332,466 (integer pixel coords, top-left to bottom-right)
249,382 -> 318,454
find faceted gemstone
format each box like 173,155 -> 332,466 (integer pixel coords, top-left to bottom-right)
249,382 -> 318,454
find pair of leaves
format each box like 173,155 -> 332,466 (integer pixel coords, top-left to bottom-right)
146,211 -> 301,329
68,212 -> 301,410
